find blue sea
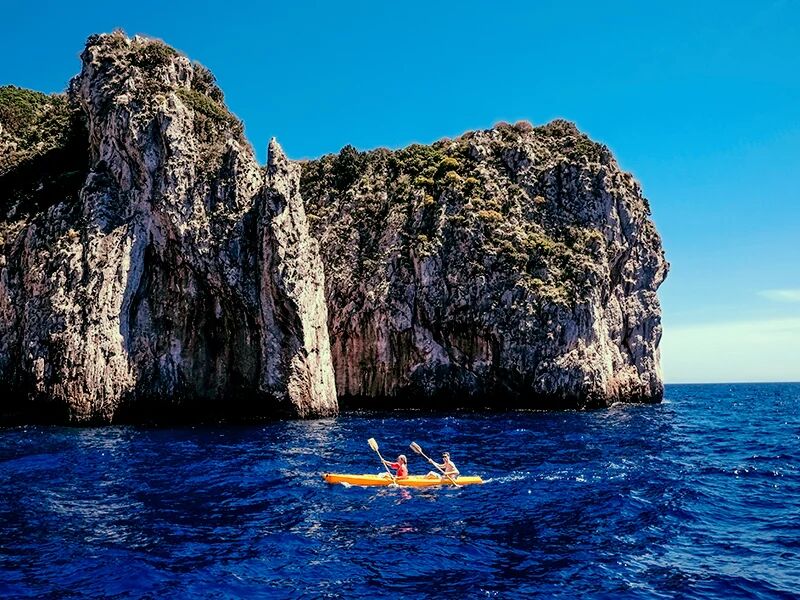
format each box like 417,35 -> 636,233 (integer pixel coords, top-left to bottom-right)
1,383 -> 798,599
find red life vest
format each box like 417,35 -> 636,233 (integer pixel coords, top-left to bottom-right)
388,462 -> 408,478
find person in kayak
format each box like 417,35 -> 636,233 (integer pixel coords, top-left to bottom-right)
426,452 -> 460,479
382,454 -> 409,479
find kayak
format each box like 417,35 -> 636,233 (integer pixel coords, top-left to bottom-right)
324,473 -> 484,487
323,473 -> 484,487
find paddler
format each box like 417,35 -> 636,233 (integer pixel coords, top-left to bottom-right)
426,451 -> 460,480
381,454 -> 409,479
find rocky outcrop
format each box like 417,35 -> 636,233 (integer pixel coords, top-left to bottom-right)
0,33 -> 667,423
0,33 -> 336,423
301,121 -> 668,408
259,139 -> 337,416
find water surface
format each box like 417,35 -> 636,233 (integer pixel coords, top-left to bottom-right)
1,383 -> 798,598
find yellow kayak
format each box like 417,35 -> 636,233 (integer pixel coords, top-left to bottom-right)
323,473 -> 484,487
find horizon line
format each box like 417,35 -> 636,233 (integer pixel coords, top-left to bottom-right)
664,380 -> 799,386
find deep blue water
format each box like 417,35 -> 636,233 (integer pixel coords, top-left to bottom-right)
1,383 -> 799,599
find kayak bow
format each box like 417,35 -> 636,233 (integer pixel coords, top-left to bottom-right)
323,473 -> 484,487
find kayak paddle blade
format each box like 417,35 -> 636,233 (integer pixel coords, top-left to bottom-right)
410,442 -> 423,455
368,437 -> 379,452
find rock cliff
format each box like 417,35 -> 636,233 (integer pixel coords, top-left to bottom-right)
0,33 -> 336,423
301,121 -> 667,408
0,33 -> 667,423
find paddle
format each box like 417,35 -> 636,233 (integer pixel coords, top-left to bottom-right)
368,437 -> 397,484
409,442 -> 461,487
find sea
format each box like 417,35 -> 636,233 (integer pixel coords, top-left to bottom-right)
0,383 -> 798,599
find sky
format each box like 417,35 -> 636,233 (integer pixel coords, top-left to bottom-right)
1,0 -> 798,383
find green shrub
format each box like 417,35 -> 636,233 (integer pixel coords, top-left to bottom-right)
0,86 -> 75,175
176,87 -> 233,124
443,170 -> 461,184
0,86 -> 45,132
585,229 -> 604,243
477,209 -> 503,223
464,176 -> 480,188
395,144 -> 443,177
191,62 -> 224,103
0,87 -> 88,220
571,137 -> 601,159
528,277 -> 544,288
332,145 -> 363,191
175,86 -> 242,163
131,40 -> 179,68
437,156 -> 459,173
539,283 -> 570,306
536,119 -> 580,138
524,231 -> 558,255
414,175 -> 434,187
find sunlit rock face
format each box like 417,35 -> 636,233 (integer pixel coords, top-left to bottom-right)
301,121 -> 668,409
0,33 -> 336,423
0,32 -> 667,423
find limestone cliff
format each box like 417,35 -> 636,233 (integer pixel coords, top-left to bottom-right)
0,33 -> 336,423
301,121 -> 668,408
0,33 -> 667,423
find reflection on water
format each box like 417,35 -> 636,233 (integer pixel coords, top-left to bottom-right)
0,383 -> 798,598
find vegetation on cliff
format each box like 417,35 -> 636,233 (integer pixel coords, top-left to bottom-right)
0,86 -> 88,245
0,86 -> 74,171
82,32 -> 245,169
300,120 -> 617,309
0,32 -> 666,420
300,119 -> 666,405
0,33 -> 251,245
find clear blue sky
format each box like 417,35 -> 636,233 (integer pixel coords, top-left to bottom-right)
2,1 -> 798,383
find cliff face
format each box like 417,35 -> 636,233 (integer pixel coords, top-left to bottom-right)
301,121 -> 667,408
0,33 -> 667,423
0,33 -> 336,423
